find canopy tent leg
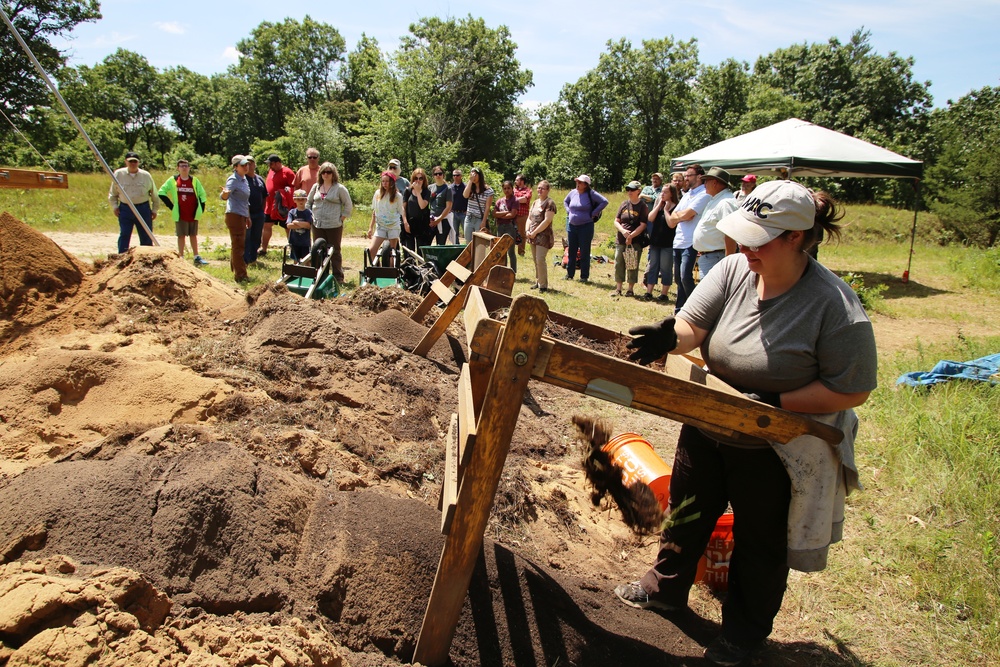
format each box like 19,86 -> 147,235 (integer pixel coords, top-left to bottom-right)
903,179 -> 920,284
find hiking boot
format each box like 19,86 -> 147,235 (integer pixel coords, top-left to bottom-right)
613,581 -> 680,612
704,636 -> 760,666
194,255 -> 208,266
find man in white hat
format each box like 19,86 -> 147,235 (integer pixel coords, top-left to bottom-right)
693,166 -> 739,278
387,159 -> 409,194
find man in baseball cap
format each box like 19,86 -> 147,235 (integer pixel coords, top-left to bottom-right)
736,174 -> 757,203
387,159 -> 409,193
109,151 -> 158,253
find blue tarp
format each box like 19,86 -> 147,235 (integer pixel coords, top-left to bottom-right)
896,353 -> 1000,387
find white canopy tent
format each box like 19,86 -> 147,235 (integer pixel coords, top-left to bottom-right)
669,118 -> 923,179
670,118 -> 923,279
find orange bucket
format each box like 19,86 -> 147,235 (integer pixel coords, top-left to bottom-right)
601,433 -> 672,511
695,513 -> 735,591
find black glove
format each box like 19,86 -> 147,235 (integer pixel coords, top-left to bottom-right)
626,317 -> 677,366
743,391 -> 782,408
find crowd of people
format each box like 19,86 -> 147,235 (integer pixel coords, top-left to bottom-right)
107,150 -> 763,301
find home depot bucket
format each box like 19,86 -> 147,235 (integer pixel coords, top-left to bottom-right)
601,433 -> 671,511
695,513 -> 735,591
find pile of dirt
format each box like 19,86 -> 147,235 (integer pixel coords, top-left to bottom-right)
0,222 -> 770,667
0,211 -> 87,336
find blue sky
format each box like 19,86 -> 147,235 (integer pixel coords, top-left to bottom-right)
50,0 -> 1000,110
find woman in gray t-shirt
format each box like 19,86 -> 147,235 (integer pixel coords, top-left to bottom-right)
616,180 -> 877,666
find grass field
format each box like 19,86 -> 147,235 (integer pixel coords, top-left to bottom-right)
5,171 -> 1000,665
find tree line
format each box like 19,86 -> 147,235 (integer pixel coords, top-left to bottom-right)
1,2 -> 997,245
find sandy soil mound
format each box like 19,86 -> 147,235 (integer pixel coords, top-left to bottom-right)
0,216 -> 842,666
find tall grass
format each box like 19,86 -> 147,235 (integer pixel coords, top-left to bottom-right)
827,335 -> 1000,665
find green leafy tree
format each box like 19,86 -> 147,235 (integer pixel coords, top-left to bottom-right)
161,66 -> 228,157
531,102 -> 583,186
57,49 -> 167,154
560,37 -> 697,188
231,16 -> 346,140
0,0 -> 101,117
926,86 -> 1000,246
393,15 -> 532,165
688,58 -> 751,149
341,34 -> 389,108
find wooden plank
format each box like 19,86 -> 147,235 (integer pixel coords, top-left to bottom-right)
440,413 -> 460,534
466,318 -> 844,446
471,231 -> 496,271
0,168 -> 68,190
463,286 -> 490,350
485,266 -> 515,295
411,243 -> 474,322
430,280 -> 454,305
478,288 -> 625,343
445,260 -> 472,282
457,364 -> 478,464
414,294 -> 548,667
412,235 -> 513,357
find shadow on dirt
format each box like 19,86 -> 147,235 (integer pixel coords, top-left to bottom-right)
461,540 -> 873,667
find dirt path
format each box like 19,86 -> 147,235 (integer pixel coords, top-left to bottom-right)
42,230 -> 373,259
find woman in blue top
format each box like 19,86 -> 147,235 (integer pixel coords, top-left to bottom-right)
563,174 -> 608,282
220,154 -> 252,283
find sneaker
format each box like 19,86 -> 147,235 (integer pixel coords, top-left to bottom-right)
642,293 -> 654,301
625,290 -> 635,297
704,636 -> 760,666
610,289 -> 622,297
530,283 -> 539,290
657,294 -> 670,302
539,287 -> 549,293
194,255 -> 208,266
563,275 -> 574,281
580,278 -> 590,284
613,581 -> 680,612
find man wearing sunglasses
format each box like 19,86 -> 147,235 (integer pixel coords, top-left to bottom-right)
293,148 -> 321,193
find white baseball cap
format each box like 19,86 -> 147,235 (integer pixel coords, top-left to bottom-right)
718,180 -> 816,249
574,174 -> 592,185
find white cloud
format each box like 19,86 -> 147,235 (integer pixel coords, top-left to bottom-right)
155,21 -> 185,36
222,46 -> 241,64
92,31 -> 135,48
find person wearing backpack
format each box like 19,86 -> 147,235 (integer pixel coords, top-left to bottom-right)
261,154 -> 296,257
562,174 -> 608,283
157,158 -> 208,265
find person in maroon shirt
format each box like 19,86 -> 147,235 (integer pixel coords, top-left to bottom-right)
157,159 -> 208,265
261,154 -> 296,256
513,174 -> 532,256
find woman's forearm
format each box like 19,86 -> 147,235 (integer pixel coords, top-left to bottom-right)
779,381 -> 871,414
